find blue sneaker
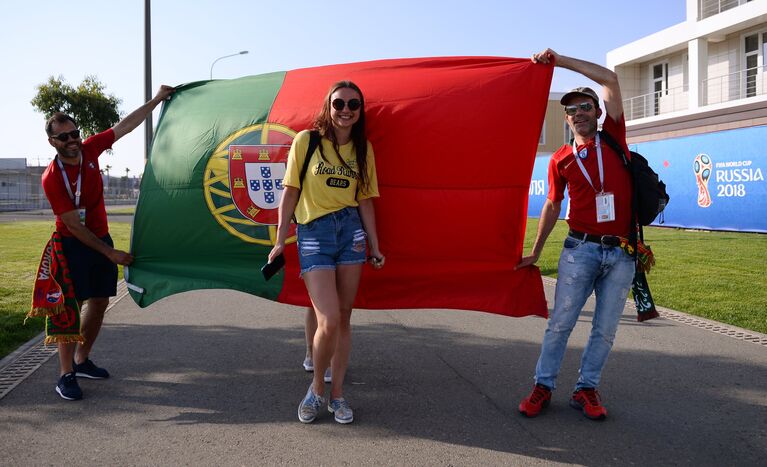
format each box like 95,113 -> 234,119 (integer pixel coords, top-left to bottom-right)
328,397 -> 354,424
55,372 -> 82,401
298,385 -> 326,423
303,356 -> 314,372
73,358 -> 110,379
324,368 -> 332,383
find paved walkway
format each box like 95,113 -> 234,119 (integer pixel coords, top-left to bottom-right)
0,206 -> 134,223
1,279 -> 765,466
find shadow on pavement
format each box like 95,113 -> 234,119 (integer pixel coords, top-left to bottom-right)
3,308 -> 764,466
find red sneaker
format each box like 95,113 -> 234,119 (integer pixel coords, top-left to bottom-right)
569,388 -> 607,420
518,384 -> 551,417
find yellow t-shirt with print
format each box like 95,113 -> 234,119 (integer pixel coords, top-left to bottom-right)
284,130 -> 379,224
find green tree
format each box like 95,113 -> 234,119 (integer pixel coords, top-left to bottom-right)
31,75 -> 122,137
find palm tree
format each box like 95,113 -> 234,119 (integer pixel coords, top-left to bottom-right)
103,164 -> 112,190
125,167 -> 132,191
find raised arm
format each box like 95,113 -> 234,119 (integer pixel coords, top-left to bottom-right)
532,48 -> 623,121
111,85 -> 175,142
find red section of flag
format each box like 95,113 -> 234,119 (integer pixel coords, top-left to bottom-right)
267,57 -> 552,317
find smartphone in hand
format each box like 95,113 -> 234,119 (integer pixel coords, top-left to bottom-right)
261,253 -> 285,281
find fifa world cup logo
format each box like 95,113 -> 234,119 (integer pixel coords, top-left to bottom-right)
693,153 -> 712,208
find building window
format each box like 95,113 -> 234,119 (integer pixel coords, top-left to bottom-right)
563,122 -> 573,145
651,62 -> 668,115
743,31 -> 767,98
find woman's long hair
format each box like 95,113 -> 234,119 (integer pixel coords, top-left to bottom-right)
312,80 -> 370,192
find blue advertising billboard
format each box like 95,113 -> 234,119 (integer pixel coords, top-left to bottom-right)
527,154 -> 553,218
634,125 -> 766,233
527,125 -> 767,233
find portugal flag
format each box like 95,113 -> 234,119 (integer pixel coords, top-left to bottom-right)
126,56 -> 552,318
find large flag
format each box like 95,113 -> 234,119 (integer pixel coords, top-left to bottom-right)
126,56 -> 552,317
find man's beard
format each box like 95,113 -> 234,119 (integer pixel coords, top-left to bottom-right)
57,144 -> 82,159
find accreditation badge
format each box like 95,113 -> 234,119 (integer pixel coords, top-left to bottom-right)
595,192 -> 615,223
78,209 -> 86,225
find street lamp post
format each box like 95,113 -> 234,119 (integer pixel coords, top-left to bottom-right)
209,50 -> 249,79
144,0 -> 153,164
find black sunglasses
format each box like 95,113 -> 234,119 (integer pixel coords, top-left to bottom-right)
50,129 -> 81,142
564,102 -> 594,116
331,98 -> 362,111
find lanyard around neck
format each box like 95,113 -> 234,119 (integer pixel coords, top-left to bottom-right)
56,156 -> 83,208
572,133 -> 604,193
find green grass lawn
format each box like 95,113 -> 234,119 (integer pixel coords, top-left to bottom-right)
0,222 -> 130,358
105,206 -> 136,215
523,220 -> 767,334
0,219 -> 765,359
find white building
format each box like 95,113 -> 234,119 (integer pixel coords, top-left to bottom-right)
607,0 -> 767,142
598,0 -> 767,232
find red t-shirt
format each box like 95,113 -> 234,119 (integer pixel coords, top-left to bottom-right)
42,129 -> 115,237
547,114 -> 633,237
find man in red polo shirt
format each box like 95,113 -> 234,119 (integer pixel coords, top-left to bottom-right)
516,49 -> 635,420
42,85 -> 174,401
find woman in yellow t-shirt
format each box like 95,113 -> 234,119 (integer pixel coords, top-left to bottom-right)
269,81 -> 384,424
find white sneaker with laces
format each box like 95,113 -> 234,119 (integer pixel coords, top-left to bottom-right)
328,397 -> 353,424
303,356 -> 313,372
298,385 -> 325,423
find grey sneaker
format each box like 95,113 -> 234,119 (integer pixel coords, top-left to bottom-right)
324,368 -> 332,383
328,397 -> 354,424
298,385 -> 326,423
303,356 -> 314,372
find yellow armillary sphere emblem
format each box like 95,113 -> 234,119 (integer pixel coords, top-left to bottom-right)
203,122 -> 298,245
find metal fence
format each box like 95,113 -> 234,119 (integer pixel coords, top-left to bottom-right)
702,66 -> 767,105
623,85 -> 689,121
0,168 -> 139,212
700,0 -> 745,19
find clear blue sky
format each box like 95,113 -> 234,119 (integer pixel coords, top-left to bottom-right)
0,0 -> 686,176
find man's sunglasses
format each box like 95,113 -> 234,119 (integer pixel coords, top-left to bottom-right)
50,129 -> 81,142
564,103 -> 594,116
331,98 -> 362,111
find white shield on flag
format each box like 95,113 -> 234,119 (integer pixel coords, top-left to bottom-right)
245,162 -> 286,210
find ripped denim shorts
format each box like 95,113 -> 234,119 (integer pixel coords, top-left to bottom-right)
296,207 -> 367,276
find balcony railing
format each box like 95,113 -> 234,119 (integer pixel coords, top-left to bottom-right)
700,0 -> 747,19
702,66 -> 767,105
623,85 -> 689,121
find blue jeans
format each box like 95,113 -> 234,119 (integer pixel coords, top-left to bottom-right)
534,234 -> 635,391
296,207 -> 367,275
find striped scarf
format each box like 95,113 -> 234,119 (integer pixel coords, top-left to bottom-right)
27,232 -> 83,344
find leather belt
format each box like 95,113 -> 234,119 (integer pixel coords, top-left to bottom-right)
568,229 -> 622,247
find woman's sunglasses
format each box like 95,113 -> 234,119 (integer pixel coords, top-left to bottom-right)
331,98 -> 362,111
564,103 -> 594,116
50,129 -> 81,142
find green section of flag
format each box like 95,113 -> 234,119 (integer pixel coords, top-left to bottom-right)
127,72 -> 287,307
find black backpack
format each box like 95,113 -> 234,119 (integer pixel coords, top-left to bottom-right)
600,131 -> 669,226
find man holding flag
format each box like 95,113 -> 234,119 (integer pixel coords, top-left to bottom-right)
517,49 -> 635,420
40,85 -> 174,400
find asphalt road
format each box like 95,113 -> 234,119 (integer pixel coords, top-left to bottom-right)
1,281 -> 765,466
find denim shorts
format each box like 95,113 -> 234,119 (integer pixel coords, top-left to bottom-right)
296,207 -> 367,275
